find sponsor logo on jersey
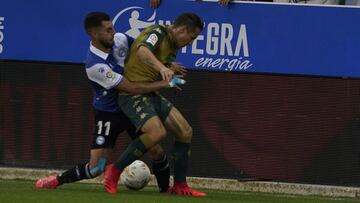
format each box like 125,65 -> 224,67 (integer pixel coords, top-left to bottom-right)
106,71 -> 117,80
98,67 -> 105,73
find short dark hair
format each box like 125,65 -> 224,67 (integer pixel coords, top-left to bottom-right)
84,12 -> 110,33
173,12 -> 204,32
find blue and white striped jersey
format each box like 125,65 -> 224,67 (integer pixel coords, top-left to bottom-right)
85,33 -> 133,112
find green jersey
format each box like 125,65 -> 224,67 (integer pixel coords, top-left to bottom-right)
125,24 -> 179,82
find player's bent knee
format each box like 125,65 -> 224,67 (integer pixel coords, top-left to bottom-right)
140,127 -> 166,148
144,122 -> 167,143
149,126 -> 167,142
142,117 -> 167,142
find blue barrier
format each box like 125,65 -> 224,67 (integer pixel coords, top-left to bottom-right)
0,0 -> 360,77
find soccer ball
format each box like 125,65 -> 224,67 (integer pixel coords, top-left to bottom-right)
120,160 -> 151,190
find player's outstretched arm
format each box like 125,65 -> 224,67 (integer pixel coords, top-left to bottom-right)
137,46 -> 174,81
86,62 -> 184,95
116,76 -> 185,95
116,77 -> 167,95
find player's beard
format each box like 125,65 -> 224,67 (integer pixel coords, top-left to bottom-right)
99,38 -> 114,49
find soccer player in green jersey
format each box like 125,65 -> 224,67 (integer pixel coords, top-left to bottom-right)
104,12 -> 206,196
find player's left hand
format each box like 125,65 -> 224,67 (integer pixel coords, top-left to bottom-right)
170,62 -> 187,76
160,68 -> 174,81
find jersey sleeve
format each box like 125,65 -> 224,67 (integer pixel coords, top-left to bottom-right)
86,63 -> 123,89
138,26 -> 165,51
114,33 -> 130,48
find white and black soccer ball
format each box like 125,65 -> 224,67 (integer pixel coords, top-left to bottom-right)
120,160 -> 151,190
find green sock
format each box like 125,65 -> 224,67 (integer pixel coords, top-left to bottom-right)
114,137 -> 147,171
172,141 -> 190,183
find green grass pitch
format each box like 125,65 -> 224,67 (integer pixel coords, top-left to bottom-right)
0,179 -> 360,203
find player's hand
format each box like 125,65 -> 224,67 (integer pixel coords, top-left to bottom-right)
168,75 -> 186,91
160,68 -> 174,81
150,0 -> 161,9
170,62 -> 187,76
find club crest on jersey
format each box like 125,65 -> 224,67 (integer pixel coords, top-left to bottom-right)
146,33 -> 158,46
96,136 -> 105,145
115,47 -> 127,58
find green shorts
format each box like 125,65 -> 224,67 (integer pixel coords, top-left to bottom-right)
118,92 -> 173,132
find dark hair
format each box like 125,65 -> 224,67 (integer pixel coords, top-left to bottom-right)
173,12 -> 204,32
84,12 -> 110,33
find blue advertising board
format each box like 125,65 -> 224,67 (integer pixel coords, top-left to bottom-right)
0,0 -> 360,77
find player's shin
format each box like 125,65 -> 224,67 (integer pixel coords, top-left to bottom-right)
172,141 -> 190,183
57,163 -> 92,185
114,135 -> 150,171
57,158 -> 106,185
169,141 -> 207,196
152,154 -> 170,192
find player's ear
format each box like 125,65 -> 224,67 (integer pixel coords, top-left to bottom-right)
88,28 -> 97,38
91,26 -> 103,38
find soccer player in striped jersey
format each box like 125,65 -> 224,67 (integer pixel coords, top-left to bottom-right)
34,11 -> 184,193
